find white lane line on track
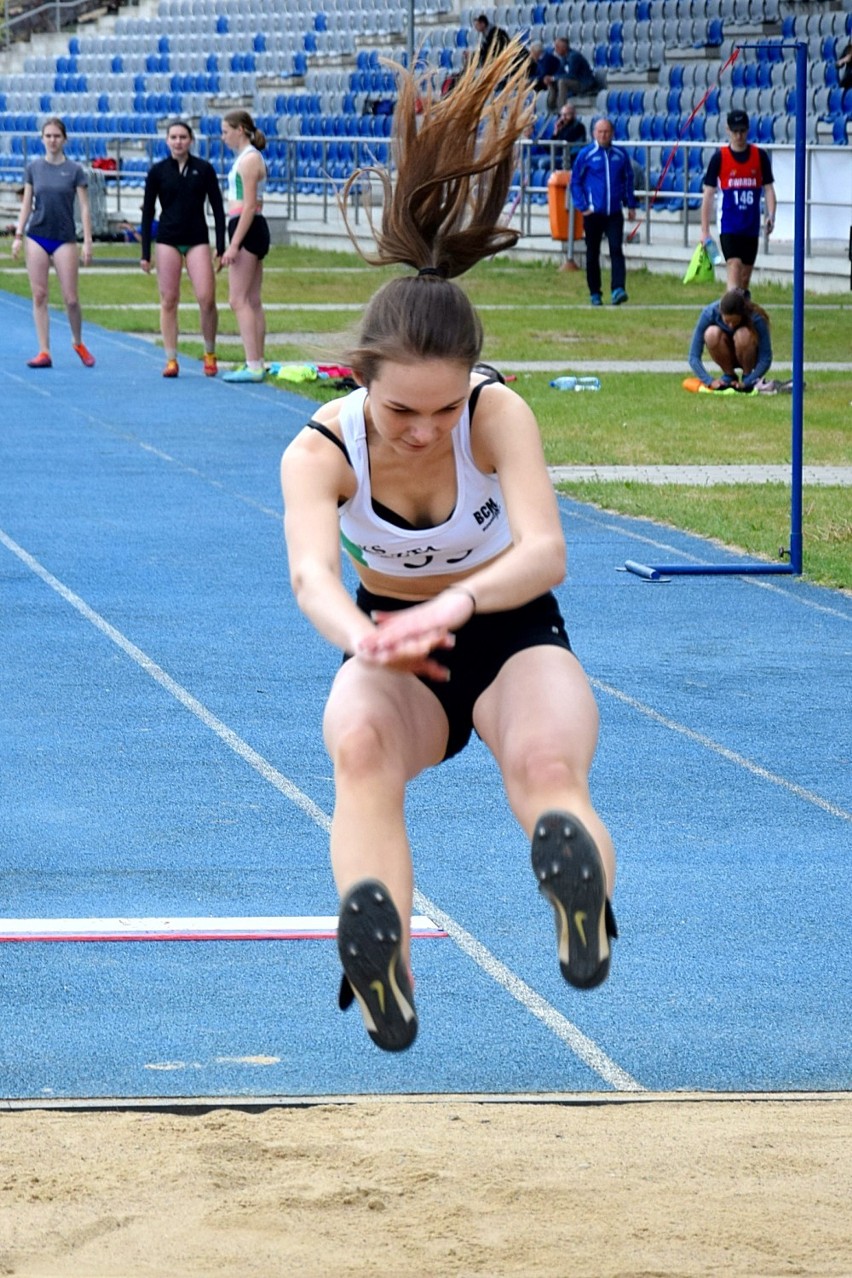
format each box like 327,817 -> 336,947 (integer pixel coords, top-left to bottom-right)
412,892 -> 642,1092
591,678 -> 852,824
0,527 -> 640,1091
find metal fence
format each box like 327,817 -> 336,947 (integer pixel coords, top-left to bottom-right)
4,131 -> 850,258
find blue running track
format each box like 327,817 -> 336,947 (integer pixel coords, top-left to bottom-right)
1,296 -> 850,1103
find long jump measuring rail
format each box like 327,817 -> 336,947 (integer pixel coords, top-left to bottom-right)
625,39 -> 806,581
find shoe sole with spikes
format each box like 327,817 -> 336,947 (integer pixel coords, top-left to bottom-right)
337,879 -> 417,1051
531,810 -> 617,990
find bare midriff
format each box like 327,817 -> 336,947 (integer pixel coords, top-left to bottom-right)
353,547 -> 510,601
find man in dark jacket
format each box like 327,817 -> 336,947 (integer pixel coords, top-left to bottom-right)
553,102 -> 587,166
473,14 -> 510,66
547,36 -> 596,110
570,117 -> 638,305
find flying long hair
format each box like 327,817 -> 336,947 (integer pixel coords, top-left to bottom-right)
340,43 -> 533,380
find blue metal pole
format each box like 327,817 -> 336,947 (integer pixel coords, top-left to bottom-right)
623,38 -> 805,583
788,40 -> 806,575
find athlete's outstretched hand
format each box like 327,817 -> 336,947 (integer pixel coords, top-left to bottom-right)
355,589 -> 475,681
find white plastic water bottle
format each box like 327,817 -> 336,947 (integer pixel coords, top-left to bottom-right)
550,376 -> 577,390
704,237 -> 722,265
573,376 -> 601,391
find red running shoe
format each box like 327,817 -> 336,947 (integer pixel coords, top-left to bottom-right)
203,352 -> 218,377
162,359 -> 179,378
74,343 -> 95,368
27,352 -> 52,368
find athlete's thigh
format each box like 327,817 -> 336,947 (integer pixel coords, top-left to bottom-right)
154,243 -> 183,301
184,243 -> 215,302
705,326 -> 735,362
24,239 -> 51,291
247,256 -> 264,308
49,241 -> 79,297
227,249 -> 255,305
474,644 -> 600,770
322,658 -> 449,778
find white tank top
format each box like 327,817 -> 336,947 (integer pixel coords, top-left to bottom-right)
335,388 -> 512,578
227,145 -> 266,209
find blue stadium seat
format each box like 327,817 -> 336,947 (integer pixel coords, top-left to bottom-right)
742,62 -> 759,89
827,86 -> 845,116
820,37 -> 838,64
706,18 -> 723,45
757,114 -> 775,143
756,62 -> 773,89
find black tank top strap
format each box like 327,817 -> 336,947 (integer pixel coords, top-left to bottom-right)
468,372 -> 503,421
307,419 -> 352,466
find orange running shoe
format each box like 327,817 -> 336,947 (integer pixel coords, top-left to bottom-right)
162,359 -> 179,378
74,343 -> 95,368
203,352 -> 218,377
27,352 -> 52,368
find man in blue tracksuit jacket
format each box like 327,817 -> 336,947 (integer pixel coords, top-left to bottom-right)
570,118 -> 638,306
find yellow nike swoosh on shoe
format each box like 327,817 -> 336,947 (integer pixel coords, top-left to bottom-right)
369,979 -> 386,1015
574,910 -> 588,947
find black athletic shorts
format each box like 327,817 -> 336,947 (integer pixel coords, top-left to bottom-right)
346,587 -> 573,761
228,213 -> 270,259
720,232 -> 758,267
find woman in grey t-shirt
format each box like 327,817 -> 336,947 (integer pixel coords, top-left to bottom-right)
11,117 -> 95,368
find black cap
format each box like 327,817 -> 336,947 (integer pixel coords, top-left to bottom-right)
727,109 -> 749,130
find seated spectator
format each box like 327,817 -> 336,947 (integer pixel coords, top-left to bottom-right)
547,36 -> 596,112
533,41 -> 561,100
553,102 -> 587,166
838,43 -> 852,91
473,13 -> 510,66
688,288 -> 773,390
526,41 -> 545,87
